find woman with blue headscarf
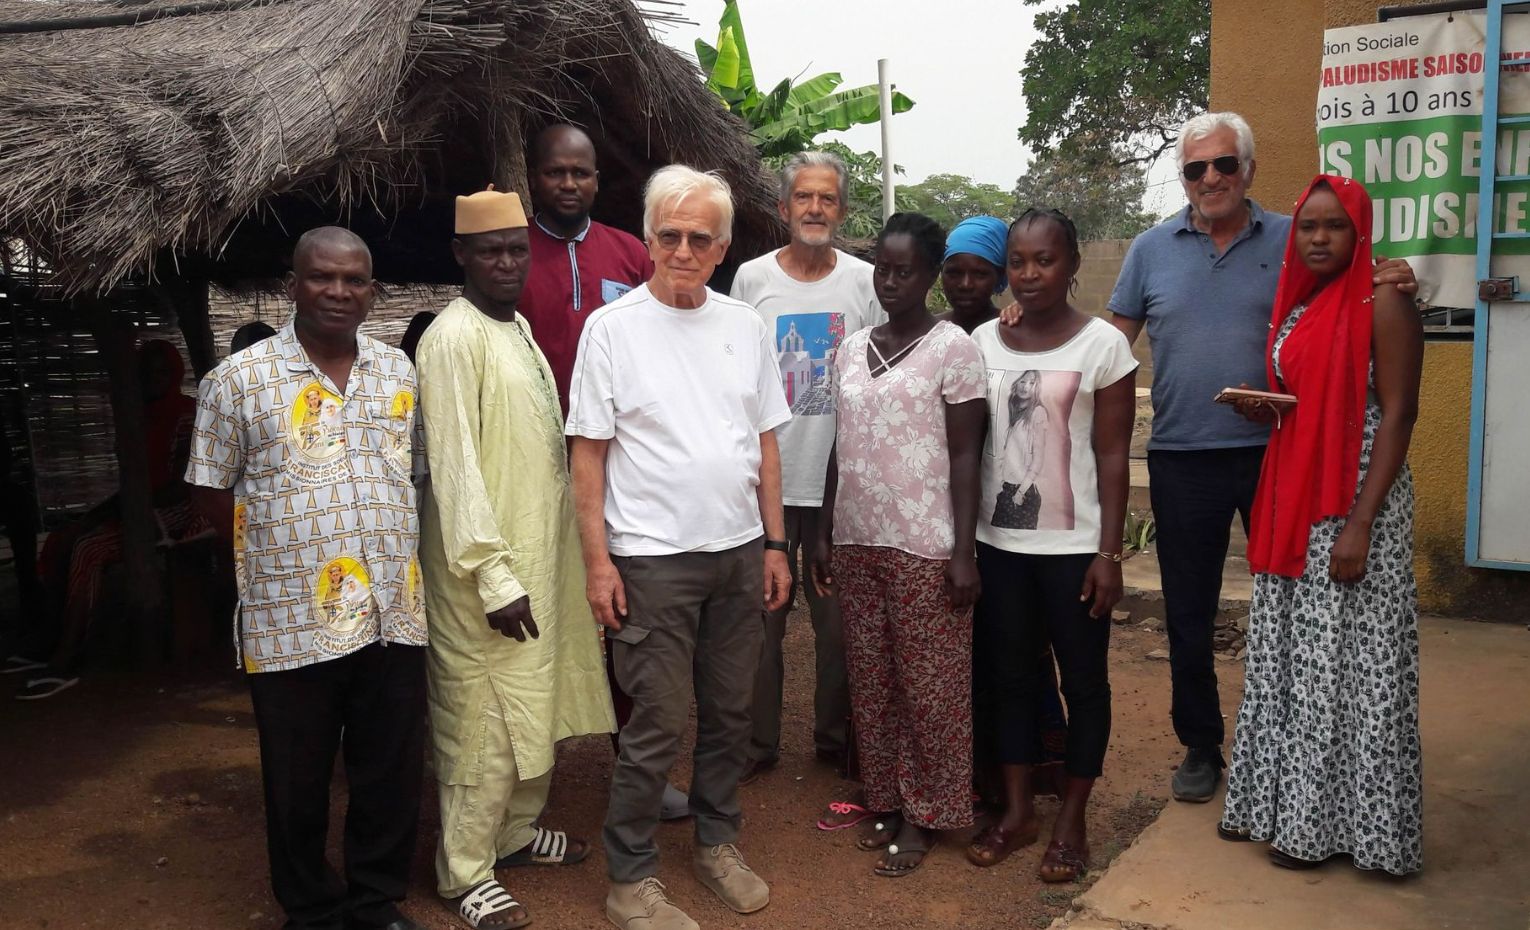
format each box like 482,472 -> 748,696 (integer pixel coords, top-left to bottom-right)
938,215 -> 1010,333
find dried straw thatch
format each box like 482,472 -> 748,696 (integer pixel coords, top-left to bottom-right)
0,0 -> 784,294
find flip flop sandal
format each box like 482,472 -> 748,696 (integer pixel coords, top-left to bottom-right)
2,656 -> 45,675
15,676 -> 78,701
456,879 -> 531,930
817,801 -> 874,832
1217,823 -> 1256,843
1039,840 -> 1089,883
494,827 -> 589,867
1268,847 -> 1335,870
873,835 -> 936,878
965,822 -> 1040,867
856,814 -> 902,852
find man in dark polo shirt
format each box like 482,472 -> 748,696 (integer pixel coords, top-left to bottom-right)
520,123 -> 653,414
1108,111 -> 1416,804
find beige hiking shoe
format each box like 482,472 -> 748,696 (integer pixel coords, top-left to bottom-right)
693,843 -> 769,914
605,877 -> 698,930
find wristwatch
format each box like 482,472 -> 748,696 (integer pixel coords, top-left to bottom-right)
764,539 -> 789,553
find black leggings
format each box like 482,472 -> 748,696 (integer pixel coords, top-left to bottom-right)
974,543 -> 1111,778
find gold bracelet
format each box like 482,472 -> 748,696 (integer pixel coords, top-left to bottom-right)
1097,551 -> 1126,563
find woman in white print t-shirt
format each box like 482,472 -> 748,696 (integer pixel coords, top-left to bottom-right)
964,209 -> 1137,885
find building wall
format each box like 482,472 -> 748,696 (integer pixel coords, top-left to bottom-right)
1212,0 -> 1530,616
1075,239 -> 1154,382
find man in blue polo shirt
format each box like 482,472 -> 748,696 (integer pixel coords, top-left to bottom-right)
1108,112 -> 1416,803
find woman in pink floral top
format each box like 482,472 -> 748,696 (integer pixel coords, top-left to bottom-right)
810,212 -> 987,877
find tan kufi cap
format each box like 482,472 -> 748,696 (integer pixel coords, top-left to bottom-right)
455,185 -> 527,234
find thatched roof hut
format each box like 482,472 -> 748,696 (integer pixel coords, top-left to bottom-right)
0,0 -> 785,633
0,0 -> 784,295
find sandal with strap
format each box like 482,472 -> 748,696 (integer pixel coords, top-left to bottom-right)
1268,846 -> 1337,870
494,826 -> 590,867
1039,839 -> 1090,883
1217,822 -> 1256,843
456,879 -> 531,930
966,821 -> 1040,867
856,813 -> 902,852
817,801 -> 874,832
874,829 -> 937,878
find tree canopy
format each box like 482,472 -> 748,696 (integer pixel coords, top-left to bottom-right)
1019,0 -> 1209,166
897,174 -> 1014,233
1013,136 -> 1158,241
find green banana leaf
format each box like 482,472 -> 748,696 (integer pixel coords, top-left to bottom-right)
786,72 -> 844,109
753,85 -> 914,144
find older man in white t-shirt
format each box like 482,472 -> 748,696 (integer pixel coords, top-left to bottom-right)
567,165 -> 792,930
730,150 -> 882,781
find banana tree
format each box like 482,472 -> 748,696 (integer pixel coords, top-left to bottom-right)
696,0 -> 915,158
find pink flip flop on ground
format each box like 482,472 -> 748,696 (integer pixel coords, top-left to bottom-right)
817,801 -> 874,831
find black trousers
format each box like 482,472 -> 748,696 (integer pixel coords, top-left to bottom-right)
974,545 -> 1111,778
248,641 -> 426,930
1147,445 -> 1265,752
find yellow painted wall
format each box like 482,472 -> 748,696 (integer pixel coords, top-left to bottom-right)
1212,0 -> 1530,615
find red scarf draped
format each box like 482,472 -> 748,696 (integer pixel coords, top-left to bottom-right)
1246,175 -> 1375,578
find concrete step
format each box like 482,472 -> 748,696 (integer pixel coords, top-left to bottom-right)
1121,544 -> 1253,612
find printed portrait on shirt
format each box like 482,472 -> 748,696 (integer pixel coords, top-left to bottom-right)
290,382 -> 346,463
312,556 -> 377,654
775,312 -> 846,416
232,501 -> 249,596
384,389 -> 415,473
985,368 -> 1080,531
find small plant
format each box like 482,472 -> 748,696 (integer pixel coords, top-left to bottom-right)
1124,510 -> 1156,553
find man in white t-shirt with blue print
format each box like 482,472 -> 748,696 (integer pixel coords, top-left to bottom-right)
730,150 -> 884,783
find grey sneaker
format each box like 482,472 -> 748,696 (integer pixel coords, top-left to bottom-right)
1171,747 -> 1223,803
605,877 -> 697,930
694,843 -> 769,914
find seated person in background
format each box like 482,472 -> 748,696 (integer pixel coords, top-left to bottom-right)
14,339 -> 212,701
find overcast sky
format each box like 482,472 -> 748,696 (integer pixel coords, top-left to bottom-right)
648,1 -> 1184,216
649,0 -> 1040,189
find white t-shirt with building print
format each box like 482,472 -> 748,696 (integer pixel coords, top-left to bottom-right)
731,248 -> 883,507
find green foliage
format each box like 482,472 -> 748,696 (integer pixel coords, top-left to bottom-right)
896,174 -> 1014,233
697,1 -> 915,158
1019,0 -> 1210,166
1123,510 -> 1157,553
1013,136 -> 1158,241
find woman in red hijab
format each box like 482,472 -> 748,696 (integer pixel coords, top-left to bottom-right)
1218,176 -> 1424,874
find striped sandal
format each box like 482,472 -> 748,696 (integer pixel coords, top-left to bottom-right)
455,878 -> 530,930
494,826 -> 590,867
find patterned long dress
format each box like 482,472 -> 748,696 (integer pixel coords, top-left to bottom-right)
1220,302 -> 1423,876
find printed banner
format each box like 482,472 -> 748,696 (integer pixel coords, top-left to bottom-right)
1318,11 -> 1530,307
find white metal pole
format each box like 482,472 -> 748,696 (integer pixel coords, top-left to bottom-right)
878,58 -> 894,222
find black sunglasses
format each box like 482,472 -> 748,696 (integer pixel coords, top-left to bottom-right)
1181,155 -> 1241,182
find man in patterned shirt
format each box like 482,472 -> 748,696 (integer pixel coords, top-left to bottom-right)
188,226 -> 428,930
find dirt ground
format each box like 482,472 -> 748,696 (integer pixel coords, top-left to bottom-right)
0,610 -> 1243,930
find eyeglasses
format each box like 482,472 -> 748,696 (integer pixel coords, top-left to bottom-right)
1181,156 -> 1241,182
654,229 -> 718,253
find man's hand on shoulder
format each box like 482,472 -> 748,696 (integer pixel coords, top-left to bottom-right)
1372,256 -> 1419,296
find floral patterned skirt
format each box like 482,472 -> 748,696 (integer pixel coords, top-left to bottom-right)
836,544 -> 973,830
